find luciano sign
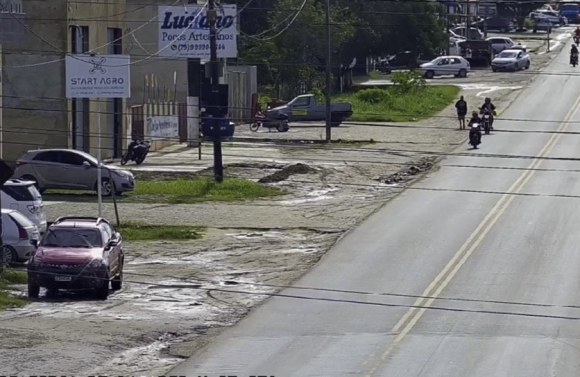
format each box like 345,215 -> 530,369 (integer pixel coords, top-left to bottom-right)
66,55 -> 131,99
157,5 -> 238,59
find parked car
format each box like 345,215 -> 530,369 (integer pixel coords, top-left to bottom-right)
420,56 -> 471,78
266,94 -> 353,127
451,26 -> 485,40
2,179 -> 47,233
532,17 -> 553,32
531,10 -> 565,25
0,208 -> 40,264
560,3 -> 580,23
491,49 -> 531,71
487,37 -> 525,54
27,216 -> 124,300
13,149 -> 135,196
482,17 -> 515,32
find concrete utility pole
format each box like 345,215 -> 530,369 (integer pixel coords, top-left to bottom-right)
325,0 -> 332,142
187,0 -> 201,151
208,0 -> 224,182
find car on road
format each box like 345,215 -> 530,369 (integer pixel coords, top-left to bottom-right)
2,179 -> 47,233
487,37 -> 525,54
560,3 -> 580,23
13,148 -> 135,196
532,17 -> 554,32
419,56 -> 470,78
491,49 -> 531,71
27,216 -> 124,300
0,208 -> 40,264
481,17 -> 515,33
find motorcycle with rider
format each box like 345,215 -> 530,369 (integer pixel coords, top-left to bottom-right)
572,43 -> 579,67
467,111 -> 482,149
479,97 -> 497,134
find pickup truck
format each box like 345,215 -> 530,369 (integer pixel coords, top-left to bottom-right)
266,94 -> 353,126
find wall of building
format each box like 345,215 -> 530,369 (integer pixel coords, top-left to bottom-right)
1,0 -> 68,164
124,0 -> 188,108
66,0 -> 127,160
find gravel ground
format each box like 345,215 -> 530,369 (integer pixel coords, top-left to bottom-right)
0,30 -> 570,376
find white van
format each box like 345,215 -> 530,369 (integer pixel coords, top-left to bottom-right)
1,179 -> 47,233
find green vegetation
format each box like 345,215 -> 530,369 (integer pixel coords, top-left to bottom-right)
119,222 -> 204,241
0,269 -> 27,310
44,177 -> 284,204
334,71 -> 459,122
132,177 -> 284,204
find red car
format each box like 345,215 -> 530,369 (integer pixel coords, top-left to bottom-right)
27,216 -> 125,300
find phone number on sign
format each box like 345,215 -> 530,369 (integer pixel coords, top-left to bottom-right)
170,43 -> 227,52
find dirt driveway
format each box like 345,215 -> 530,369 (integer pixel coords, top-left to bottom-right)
0,30 -> 570,376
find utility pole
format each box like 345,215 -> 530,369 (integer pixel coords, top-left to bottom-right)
208,0 -> 224,182
187,0 -> 201,154
325,0 -> 332,142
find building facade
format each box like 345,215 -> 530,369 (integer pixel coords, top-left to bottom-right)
0,0 -> 188,163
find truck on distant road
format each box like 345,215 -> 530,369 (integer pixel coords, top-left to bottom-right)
266,94 -> 353,127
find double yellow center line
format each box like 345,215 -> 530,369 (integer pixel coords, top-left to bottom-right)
363,93 -> 580,377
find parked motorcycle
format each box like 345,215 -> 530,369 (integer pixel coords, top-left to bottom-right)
469,124 -> 482,149
250,111 -> 289,132
121,139 -> 151,165
572,52 -> 579,67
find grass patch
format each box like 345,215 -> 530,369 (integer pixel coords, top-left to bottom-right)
44,177 -> 284,204
132,177 -> 284,204
334,85 -> 459,122
118,222 -> 204,241
0,269 -> 27,310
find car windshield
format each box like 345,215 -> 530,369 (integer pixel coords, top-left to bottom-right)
41,228 -> 103,248
498,51 -> 517,58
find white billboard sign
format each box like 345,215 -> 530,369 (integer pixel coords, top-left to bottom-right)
66,54 -> 131,98
158,5 -> 238,59
146,115 -> 179,140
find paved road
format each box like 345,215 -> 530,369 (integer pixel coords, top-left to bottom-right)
170,43 -> 580,376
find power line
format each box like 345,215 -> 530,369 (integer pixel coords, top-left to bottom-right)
14,269 -> 580,322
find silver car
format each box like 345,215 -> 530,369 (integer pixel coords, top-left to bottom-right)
1,208 -> 40,264
13,149 -> 135,196
491,49 -> 531,72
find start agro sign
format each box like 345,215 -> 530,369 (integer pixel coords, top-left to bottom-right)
66,55 -> 131,98
158,5 -> 238,59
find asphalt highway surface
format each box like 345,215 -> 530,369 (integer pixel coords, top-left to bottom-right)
170,44 -> 580,376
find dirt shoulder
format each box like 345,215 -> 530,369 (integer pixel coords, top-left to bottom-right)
0,33 -> 567,376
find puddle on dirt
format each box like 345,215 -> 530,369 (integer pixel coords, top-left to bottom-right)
129,258 -> 203,266
88,333 -> 183,376
120,280 -> 205,315
277,246 -> 319,254
227,230 -> 287,240
280,187 -> 340,205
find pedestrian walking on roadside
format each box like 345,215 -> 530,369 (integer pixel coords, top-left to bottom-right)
455,95 -> 467,130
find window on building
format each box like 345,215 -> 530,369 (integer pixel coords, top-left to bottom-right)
107,28 -> 123,158
70,25 -> 90,152
107,28 -> 122,54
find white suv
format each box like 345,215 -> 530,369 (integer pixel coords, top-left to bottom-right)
2,179 -> 47,233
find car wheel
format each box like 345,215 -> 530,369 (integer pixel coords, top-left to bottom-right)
95,178 -> 114,197
27,278 -> 40,299
458,69 -> 467,78
1,245 -> 17,265
424,70 -> 434,79
95,273 -> 110,300
111,265 -> 123,291
526,61 -> 530,69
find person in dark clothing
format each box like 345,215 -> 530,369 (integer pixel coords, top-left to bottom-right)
455,95 -> 468,130
479,97 -> 496,130
467,110 -> 481,128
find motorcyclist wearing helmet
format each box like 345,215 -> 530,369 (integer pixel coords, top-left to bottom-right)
468,111 -> 482,148
572,43 -> 579,55
575,27 -> 580,38
480,97 -> 496,130
467,110 -> 481,128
